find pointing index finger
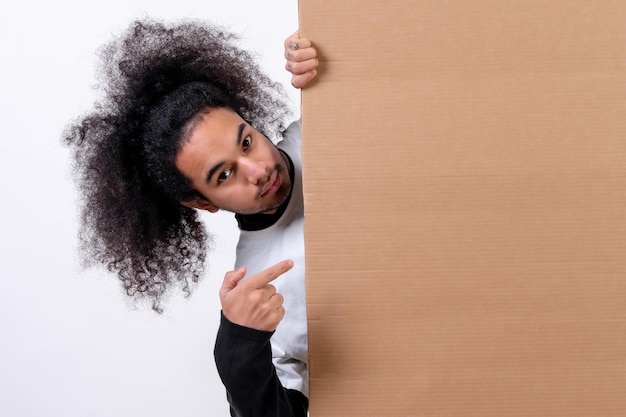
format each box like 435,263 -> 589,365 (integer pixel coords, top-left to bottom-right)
246,259 -> 294,288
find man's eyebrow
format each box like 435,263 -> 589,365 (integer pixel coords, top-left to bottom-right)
235,122 -> 246,145
205,123 -> 247,184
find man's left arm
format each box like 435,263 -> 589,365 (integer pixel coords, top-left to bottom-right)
284,31 -> 318,89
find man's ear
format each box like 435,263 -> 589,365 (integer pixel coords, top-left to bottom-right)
180,196 -> 219,213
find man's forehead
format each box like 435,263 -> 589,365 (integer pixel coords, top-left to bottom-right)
188,108 -> 247,144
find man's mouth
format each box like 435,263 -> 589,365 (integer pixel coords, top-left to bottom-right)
260,170 -> 281,198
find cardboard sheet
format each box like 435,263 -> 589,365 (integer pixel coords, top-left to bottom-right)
299,1 -> 626,415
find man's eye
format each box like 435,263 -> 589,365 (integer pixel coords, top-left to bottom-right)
218,169 -> 232,182
242,136 -> 252,150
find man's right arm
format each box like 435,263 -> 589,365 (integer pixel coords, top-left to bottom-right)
214,313 -> 308,417
214,261 -> 308,417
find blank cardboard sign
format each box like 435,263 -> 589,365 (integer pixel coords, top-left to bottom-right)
299,1 -> 626,416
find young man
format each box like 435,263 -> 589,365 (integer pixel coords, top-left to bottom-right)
65,19 -> 317,417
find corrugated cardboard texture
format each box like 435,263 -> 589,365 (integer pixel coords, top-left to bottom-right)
299,1 -> 626,416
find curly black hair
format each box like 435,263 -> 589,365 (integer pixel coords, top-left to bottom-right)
64,18 -> 291,312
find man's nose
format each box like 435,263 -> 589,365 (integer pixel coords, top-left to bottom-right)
239,158 -> 266,184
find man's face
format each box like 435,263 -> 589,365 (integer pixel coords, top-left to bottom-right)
175,107 -> 292,215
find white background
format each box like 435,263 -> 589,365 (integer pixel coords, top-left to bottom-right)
0,1 -> 300,416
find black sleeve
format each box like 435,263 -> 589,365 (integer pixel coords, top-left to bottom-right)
214,312 -> 308,417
